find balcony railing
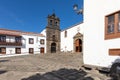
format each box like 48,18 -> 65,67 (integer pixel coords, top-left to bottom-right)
0,41 -> 22,46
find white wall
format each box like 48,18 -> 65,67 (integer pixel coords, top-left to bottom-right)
61,23 -> 84,52
84,0 -> 120,67
21,35 -> 46,54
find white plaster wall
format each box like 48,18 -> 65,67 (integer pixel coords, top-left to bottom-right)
22,35 -> 46,54
61,23 -> 84,52
84,0 -> 120,67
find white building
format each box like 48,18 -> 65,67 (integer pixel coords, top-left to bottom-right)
61,22 -> 84,53
60,0 -> 120,70
0,28 -> 46,57
83,0 -> 120,69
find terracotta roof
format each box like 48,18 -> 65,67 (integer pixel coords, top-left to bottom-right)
0,28 -> 45,37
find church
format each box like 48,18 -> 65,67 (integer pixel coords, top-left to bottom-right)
41,13 -> 84,54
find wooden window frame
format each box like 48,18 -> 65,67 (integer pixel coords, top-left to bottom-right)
0,47 -> 6,54
109,48 -> 120,56
15,48 -> 21,54
105,10 -> 120,39
15,37 -> 21,43
0,35 -> 6,42
29,38 -> 34,44
29,48 -> 34,54
64,31 -> 67,38
118,13 -> 120,32
40,39 -> 44,45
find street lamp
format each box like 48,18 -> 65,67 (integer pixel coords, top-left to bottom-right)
73,4 -> 83,15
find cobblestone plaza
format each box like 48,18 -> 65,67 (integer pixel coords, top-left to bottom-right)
0,53 -> 109,80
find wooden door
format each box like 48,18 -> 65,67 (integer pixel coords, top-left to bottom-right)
75,39 -> 82,52
40,47 -> 44,54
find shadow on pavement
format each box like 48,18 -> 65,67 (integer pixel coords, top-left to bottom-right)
21,68 -> 94,80
0,70 -> 7,75
0,60 -> 9,62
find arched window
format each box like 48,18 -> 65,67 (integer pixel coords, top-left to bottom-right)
50,20 -> 52,26
64,31 -> 67,38
55,22 -> 57,26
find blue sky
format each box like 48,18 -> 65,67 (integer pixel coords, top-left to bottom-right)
0,0 -> 83,33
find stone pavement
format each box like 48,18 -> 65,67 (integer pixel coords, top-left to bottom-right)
0,53 -> 110,80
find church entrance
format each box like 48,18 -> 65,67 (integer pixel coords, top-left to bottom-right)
75,39 -> 82,52
73,32 -> 83,53
51,43 -> 56,53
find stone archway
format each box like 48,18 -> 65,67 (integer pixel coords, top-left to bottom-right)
51,43 -> 56,53
73,32 -> 83,53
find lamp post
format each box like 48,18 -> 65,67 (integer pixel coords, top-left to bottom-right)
73,4 -> 83,15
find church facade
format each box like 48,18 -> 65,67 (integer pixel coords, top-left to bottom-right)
41,13 -> 84,54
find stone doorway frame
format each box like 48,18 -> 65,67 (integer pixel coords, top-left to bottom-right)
73,32 -> 83,53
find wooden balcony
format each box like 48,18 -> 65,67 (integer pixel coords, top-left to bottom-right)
0,41 -> 22,46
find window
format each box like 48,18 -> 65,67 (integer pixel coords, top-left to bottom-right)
105,10 -> 120,39
29,38 -> 34,44
107,14 -> 115,33
15,48 -> 21,54
50,20 -> 52,26
55,21 -> 58,26
64,31 -> 67,38
29,48 -> 34,54
15,37 -> 21,43
40,39 -> 44,45
52,35 -> 56,41
118,13 -> 120,32
0,35 -> 6,42
109,48 -> 120,56
0,47 -> 6,54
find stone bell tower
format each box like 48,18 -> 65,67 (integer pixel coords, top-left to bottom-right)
46,13 -> 61,53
